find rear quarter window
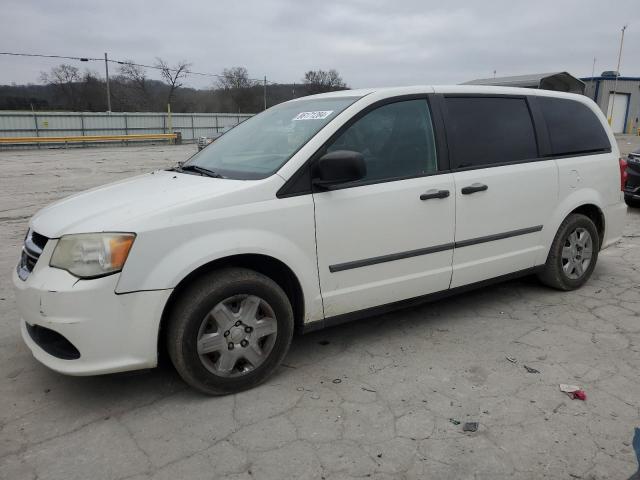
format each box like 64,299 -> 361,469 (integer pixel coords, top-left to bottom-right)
538,97 -> 611,156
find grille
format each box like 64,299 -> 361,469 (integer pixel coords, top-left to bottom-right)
17,229 -> 48,281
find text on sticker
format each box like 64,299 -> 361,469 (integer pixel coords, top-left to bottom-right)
292,111 -> 334,121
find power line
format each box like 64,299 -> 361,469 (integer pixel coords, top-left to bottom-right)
0,51 -> 281,84
0,51 -> 96,62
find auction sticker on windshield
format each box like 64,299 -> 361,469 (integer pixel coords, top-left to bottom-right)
292,111 -> 334,121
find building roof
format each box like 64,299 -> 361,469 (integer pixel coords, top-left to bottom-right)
581,76 -> 640,82
463,72 -> 585,94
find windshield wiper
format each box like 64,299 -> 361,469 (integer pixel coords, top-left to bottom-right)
177,164 -> 225,178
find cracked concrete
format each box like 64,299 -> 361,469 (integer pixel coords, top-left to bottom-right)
1,137 -> 640,479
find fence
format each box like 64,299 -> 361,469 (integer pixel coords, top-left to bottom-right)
0,111 -> 253,148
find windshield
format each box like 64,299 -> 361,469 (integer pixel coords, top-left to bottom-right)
184,96 -> 361,179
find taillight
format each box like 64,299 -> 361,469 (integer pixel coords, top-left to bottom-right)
619,157 -> 628,191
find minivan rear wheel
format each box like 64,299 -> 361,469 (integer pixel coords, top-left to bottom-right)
166,267 -> 294,395
537,213 -> 599,291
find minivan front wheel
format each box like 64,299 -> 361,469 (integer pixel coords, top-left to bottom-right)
538,213 -> 599,291
167,268 -> 294,395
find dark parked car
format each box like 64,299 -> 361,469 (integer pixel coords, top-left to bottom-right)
624,148 -> 640,207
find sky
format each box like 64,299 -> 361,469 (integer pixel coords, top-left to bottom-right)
0,0 -> 638,89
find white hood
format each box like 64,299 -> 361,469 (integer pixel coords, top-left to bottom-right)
30,170 -> 272,238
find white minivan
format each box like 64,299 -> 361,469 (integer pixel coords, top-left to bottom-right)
13,86 -> 626,394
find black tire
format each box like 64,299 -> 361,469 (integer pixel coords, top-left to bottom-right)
625,195 -> 640,208
166,267 -> 294,395
537,213 -> 599,291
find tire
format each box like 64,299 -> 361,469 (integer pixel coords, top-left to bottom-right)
537,213 -> 599,291
625,195 -> 640,208
166,267 -> 294,395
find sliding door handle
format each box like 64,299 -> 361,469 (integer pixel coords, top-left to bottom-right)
461,183 -> 488,195
420,189 -> 450,200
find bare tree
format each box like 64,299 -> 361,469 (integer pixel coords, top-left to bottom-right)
40,64 -> 81,109
216,67 -> 257,90
216,67 -> 258,112
303,69 -> 347,94
118,60 -> 151,109
155,58 -> 191,106
78,70 -> 106,111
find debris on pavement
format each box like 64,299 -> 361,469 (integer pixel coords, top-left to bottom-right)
505,355 -> 517,363
449,418 -> 461,425
361,387 -> 376,393
463,422 -> 479,432
332,378 -> 342,384
560,384 -> 587,401
573,390 -> 587,401
523,365 -> 540,374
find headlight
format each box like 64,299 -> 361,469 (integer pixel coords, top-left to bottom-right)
50,233 -> 136,278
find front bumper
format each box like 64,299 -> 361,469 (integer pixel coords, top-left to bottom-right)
12,241 -> 172,376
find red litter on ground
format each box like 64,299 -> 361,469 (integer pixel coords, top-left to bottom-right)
560,384 -> 587,401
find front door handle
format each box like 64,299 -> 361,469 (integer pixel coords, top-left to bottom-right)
420,189 -> 450,200
461,183 -> 488,195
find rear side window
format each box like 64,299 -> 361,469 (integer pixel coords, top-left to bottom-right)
538,97 -> 611,156
445,97 -> 538,169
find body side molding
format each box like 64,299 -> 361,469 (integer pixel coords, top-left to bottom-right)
328,225 -> 543,273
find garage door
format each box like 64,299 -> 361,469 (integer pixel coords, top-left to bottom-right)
606,92 -> 629,134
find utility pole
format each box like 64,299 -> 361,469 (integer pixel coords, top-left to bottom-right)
263,75 -> 267,110
104,52 -> 112,112
608,25 -> 627,127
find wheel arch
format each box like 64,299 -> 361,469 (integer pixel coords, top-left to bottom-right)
569,203 -> 605,247
537,188 -> 607,266
157,253 -> 306,361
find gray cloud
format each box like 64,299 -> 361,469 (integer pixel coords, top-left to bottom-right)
1,0 -> 638,88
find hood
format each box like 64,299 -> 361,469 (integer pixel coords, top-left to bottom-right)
30,170 -> 272,238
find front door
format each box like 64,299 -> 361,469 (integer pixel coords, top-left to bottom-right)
312,98 -> 455,317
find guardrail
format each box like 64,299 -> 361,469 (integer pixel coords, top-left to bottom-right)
0,133 -> 178,145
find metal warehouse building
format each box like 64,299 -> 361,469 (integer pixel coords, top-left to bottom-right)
582,73 -> 640,134
464,72 -> 586,94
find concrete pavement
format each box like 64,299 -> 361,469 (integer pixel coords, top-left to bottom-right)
1,139 -> 640,479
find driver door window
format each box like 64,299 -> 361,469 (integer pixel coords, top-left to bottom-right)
326,99 -> 437,183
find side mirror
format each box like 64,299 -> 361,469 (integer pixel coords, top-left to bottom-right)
313,150 -> 366,189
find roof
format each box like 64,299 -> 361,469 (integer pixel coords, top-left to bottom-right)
463,72 -> 585,94
290,85 -> 590,104
289,88 -> 375,101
